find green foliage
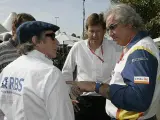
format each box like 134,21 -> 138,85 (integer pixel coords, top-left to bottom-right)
111,0 -> 160,38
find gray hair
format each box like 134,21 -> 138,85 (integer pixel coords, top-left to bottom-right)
17,42 -> 35,55
104,4 -> 144,31
17,32 -> 45,55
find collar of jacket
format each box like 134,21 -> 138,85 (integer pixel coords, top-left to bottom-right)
27,50 -> 53,65
127,31 -> 149,49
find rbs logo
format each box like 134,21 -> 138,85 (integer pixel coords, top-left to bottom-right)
1,77 -> 24,92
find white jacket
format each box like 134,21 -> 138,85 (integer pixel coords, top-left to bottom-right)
0,50 -> 74,120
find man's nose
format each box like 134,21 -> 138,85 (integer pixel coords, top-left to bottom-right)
92,32 -> 96,37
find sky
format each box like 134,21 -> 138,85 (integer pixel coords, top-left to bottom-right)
0,0 -> 111,36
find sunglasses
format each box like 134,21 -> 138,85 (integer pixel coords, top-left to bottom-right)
45,33 -> 55,40
106,23 -> 119,32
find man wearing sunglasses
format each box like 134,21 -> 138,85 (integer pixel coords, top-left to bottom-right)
62,13 -> 122,120
66,4 -> 160,120
0,21 -> 74,120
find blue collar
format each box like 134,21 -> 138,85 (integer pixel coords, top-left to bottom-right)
127,31 -> 149,49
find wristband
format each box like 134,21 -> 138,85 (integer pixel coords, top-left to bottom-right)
95,82 -> 103,93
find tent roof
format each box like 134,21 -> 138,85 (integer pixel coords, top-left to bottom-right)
56,33 -> 82,44
0,24 -> 8,34
0,25 -> 9,41
2,12 -> 17,31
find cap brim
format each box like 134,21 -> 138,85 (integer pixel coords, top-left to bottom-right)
53,25 -> 60,32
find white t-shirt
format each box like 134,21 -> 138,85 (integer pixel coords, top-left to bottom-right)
0,50 -> 74,120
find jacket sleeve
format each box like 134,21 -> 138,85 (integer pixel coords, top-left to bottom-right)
109,49 -> 158,112
62,45 -> 77,81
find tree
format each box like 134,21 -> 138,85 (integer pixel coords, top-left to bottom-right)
110,0 -> 160,38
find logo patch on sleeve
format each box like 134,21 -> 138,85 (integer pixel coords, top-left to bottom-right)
134,76 -> 149,84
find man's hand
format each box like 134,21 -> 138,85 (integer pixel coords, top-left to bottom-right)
69,85 -> 81,112
68,82 -> 95,112
67,81 -> 110,99
70,85 -> 82,97
72,100 -> 80,112
66,81 -> 96,92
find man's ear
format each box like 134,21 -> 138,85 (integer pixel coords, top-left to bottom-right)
32,36 -> 39,46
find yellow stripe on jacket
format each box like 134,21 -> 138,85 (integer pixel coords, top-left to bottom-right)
116,109 -> 143,120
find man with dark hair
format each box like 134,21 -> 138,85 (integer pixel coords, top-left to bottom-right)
0,21 -> 74,120
0,13 -> 36,73
62,13 -> 121,120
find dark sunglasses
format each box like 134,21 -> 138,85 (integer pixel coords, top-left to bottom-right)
45,33 -> 55,40
106,23 -> 119,32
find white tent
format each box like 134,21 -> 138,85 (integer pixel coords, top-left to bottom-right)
0,12 -> 16,41
56,32 -> 82,45
0,24 -> 8,34
0,30 -> 10,41
2,12 -> 17,31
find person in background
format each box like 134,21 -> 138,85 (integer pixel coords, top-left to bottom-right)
66,4 -> 160,120
0,21 -> 74,120
0,13 -> 36,73
62,13 -> 121,120
3,33 -> 12,41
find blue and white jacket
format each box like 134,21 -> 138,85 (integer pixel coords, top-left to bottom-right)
106,31 -> 160,120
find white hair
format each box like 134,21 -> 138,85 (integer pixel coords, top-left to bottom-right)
104,4 -> 144,31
